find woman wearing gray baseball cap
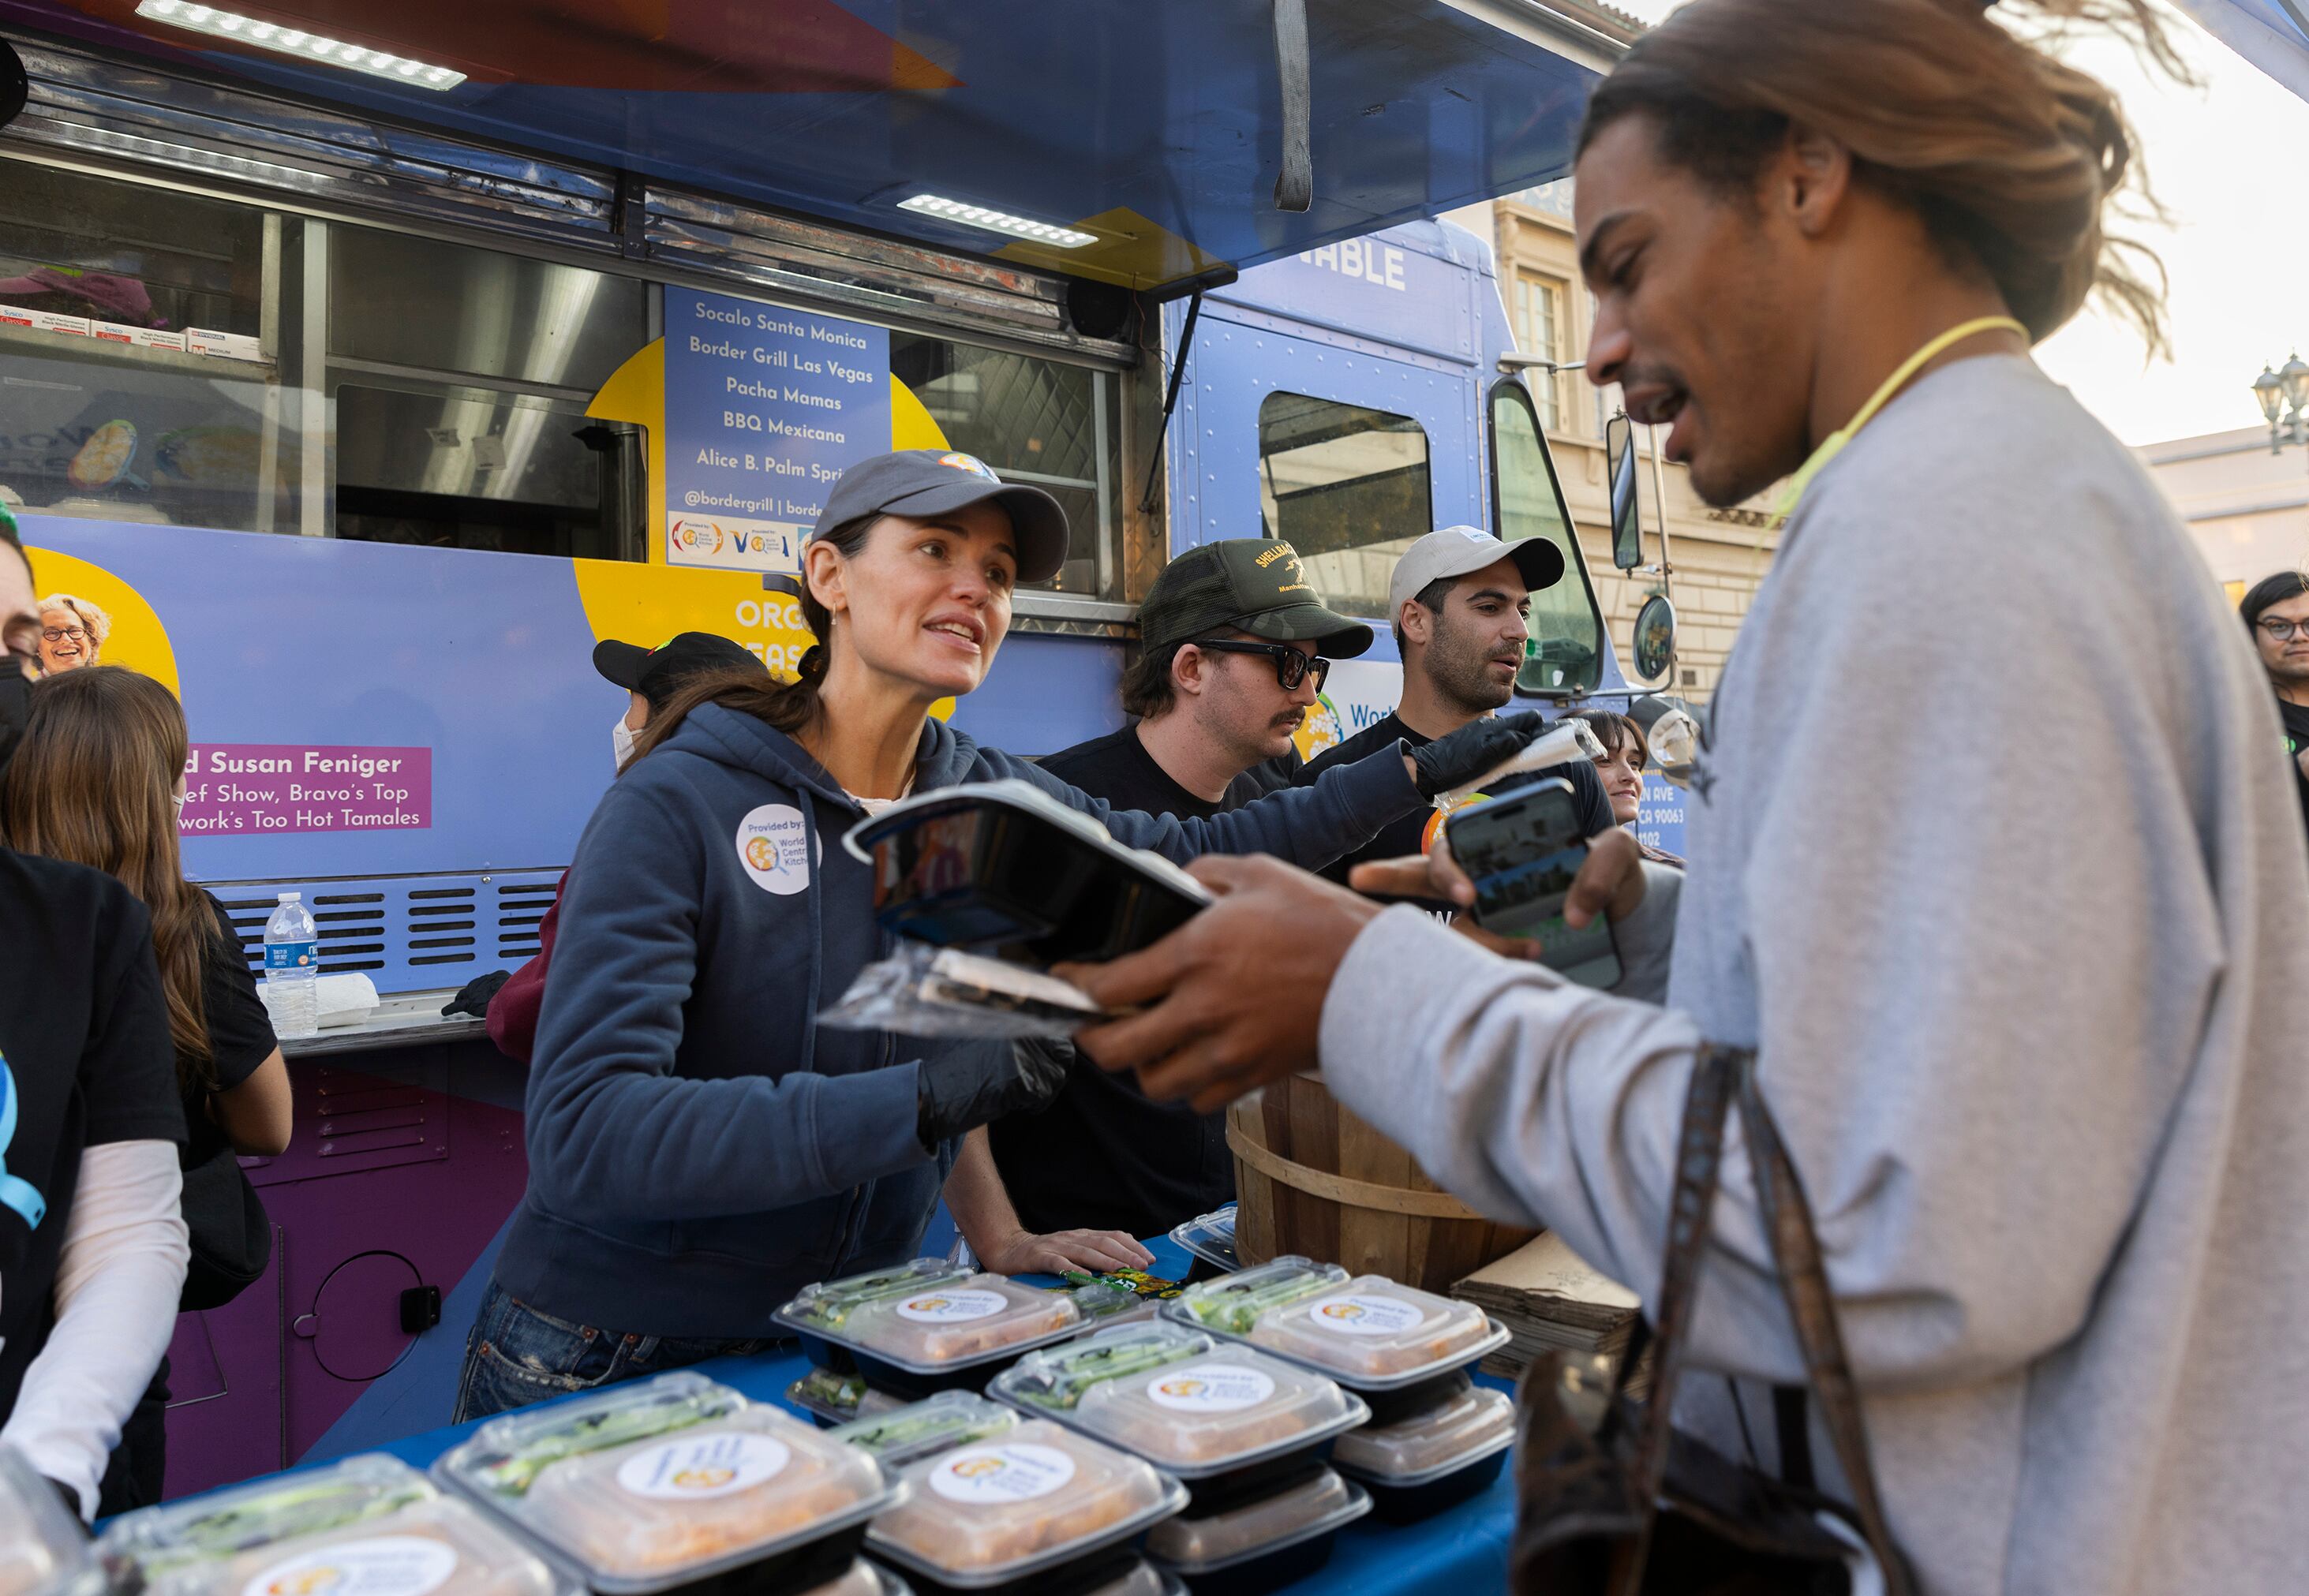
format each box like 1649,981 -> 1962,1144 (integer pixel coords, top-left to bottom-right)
453,449 -> 1547,1421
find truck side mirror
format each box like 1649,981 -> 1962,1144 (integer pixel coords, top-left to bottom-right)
1605,413 -> 1642,572
1630,592 -> 1675,685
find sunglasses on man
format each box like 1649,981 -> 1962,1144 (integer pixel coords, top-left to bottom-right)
1188,637 -> 1330,691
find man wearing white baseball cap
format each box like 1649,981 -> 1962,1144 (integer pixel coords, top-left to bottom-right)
1294,525 -> 1613,907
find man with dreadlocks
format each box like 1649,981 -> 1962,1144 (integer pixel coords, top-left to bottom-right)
1061,2 -> 2309,1589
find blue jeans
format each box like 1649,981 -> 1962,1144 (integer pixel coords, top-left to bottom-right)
451,1279 -> 778,1422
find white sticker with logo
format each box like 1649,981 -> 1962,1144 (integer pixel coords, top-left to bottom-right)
1144,1362 -> 1278,1414
1306,1293 -> 1432,1337
615,1430 -> 792,1500
927,1442 -> 1078,1505
243,1535 -> 458,1596
735,803 -> 810,895
895,1288 -> 1009,1324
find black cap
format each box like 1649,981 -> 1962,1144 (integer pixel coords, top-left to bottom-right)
1139,539 -> 1374,658
593,631 -> 765,710
814,450 -> 1070,584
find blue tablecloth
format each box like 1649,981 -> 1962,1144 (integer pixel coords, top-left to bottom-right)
260,1235 -> 1513,1592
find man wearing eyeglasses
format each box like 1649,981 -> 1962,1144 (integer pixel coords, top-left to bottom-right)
2240,570 -> 2309,833
945,540 -> 1376,1261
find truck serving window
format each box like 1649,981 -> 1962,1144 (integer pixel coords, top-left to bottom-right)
0,159 -> 301,536
892,335 -> 1121,600
1256,391 -> 1432,619
331,227 -> 649,560
1489,377 -> 1605,696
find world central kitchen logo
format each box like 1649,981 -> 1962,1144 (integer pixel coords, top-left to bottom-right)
670,518 -> 727,555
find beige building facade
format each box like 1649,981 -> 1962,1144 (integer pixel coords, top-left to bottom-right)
1448,182 -> 1780,701
2135,425 -> 2309,606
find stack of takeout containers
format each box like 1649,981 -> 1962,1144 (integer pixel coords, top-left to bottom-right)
833,1392 -> 1187,1596
1,1445 -> 103,1596
1166,1258 -> 1514,1521
990,1323 -> 1372,1594
433,1373 -> 902,1596
778,1261 -> 1131,1404
99,1455 -> 573,1596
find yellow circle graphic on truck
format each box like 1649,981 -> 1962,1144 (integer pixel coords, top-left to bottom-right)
19,546 -> 180,697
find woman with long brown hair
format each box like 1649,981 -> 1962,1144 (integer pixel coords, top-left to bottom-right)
1,663 -> 289,1507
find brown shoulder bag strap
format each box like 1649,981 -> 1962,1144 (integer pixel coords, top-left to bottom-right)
1735,1054 -> 1916,1596
1607,1041 -> 1741,1596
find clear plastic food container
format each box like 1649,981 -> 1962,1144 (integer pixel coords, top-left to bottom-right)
1166,1259 -> 1346,1337
99,1455 -> 570,1596
0,1445 -> 99,1596
436,1373 -> 895,1593
1143,1468 -> 1370,1575
779,1271 -> 1084,1374
1166,1207 -> 1237,1274
1242,1276 -> 1506,1389
1330,1384 -> 1514,1482
990,1323 -> 1366,1478
830,1393 -> 1020,1471
864,1419 -> 1187,1589
786,1370 -> 906,1429
1084,1560 -> 1181,1596
779,1261 -> 974,1336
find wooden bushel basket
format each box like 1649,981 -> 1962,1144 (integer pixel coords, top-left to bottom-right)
1226,1073 -> 1536,1293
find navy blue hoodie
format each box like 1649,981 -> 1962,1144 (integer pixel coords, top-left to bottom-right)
494,705 -> 1422,1336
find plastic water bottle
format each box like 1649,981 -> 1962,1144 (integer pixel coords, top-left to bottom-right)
262,891 -> 320,1038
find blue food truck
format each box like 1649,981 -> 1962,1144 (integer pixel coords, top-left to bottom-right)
0,0 -> 1653,1506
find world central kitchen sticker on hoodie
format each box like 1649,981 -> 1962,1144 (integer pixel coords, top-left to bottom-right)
736,804 -> 812,894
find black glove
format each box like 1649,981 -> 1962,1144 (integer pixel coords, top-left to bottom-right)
442,969 -> 512,1018
1410,710 -> 1547,798
915,1037 -> 1070,1152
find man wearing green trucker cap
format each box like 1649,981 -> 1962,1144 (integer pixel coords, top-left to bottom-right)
943,540 -> 1375,1265
1046,537 -> 1372,813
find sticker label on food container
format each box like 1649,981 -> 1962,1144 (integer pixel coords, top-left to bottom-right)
1145,1362 -> 1278,1413
616,1430 -> 793,1500
243,1535 -> 458,1596
1307,1293 -> 1431,1336
927,1442 -> 1079,1504
896,1288 -> 1009,1324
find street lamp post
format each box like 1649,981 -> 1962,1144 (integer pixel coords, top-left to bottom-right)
2253,352 -> 2309,453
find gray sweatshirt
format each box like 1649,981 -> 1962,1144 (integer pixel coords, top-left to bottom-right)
1319,356 -> 2309,1594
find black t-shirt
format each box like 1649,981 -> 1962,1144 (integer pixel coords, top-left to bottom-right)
994,725 -> 1253,1239
1296,712 -> 1617,911
0,849 -> 184,1422
181,891 -> 279,1172
2281,699 -> 2309,834
1037,724 -> 1275,820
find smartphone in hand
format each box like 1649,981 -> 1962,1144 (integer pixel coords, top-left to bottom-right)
1442,776 -> 1622,989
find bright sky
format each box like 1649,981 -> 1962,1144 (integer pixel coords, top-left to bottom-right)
1603,2 -> 2309,447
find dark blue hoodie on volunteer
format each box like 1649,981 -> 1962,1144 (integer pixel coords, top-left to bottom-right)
455,698 -> 1420,1418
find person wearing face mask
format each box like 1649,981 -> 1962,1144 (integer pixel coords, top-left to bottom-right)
466,631 -> 766,1063
451,450 -> 1542,1420
0,511 -> 189,1522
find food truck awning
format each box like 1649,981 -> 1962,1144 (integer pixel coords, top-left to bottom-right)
0,0 -> 1626,294
2174,0 -> 2309,102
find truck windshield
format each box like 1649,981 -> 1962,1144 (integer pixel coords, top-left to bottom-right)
1490,378 -> 1606,696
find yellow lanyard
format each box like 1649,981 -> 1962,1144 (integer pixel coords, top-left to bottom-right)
1776,316 -> 2027,518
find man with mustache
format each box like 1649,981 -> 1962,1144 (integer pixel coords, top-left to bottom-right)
1294,524 -> 1612,913
951,538 -> 1376,1265
1060,0 -> 2309,1587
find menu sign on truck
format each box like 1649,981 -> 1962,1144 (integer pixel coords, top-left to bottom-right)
662,289 -> 891,573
